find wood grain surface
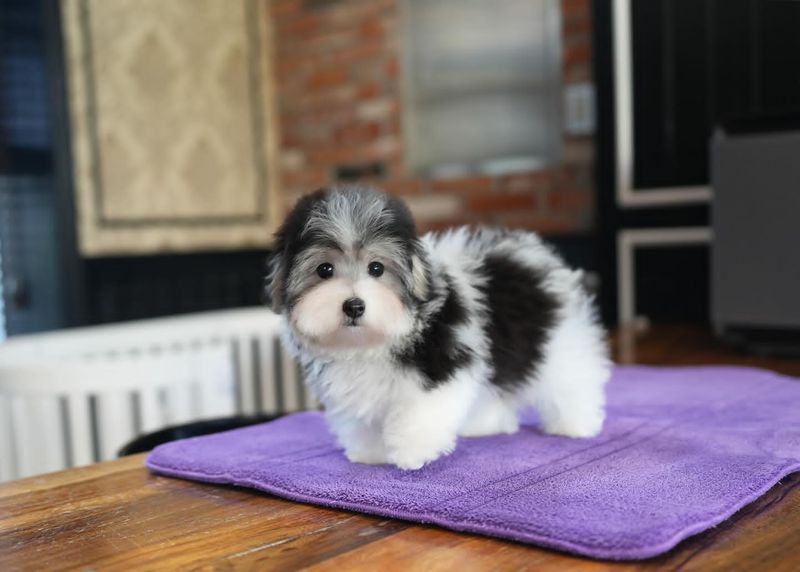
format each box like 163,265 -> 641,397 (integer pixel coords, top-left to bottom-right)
1,326 -> 799,571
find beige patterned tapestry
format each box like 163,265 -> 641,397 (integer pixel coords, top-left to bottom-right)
61,0 -> 280,256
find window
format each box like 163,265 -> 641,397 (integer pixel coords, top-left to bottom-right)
403,0 -> 562,177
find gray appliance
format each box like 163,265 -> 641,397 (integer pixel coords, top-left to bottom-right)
711,126 -> 800,354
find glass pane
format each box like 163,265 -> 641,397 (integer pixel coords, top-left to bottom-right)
404,0 -> 562,174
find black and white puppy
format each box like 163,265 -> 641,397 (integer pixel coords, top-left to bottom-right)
265,185 -> 610,470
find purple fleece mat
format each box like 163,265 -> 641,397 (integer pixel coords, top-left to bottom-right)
146,366 -> 800,560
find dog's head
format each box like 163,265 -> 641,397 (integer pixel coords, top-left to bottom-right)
265,186 -> 430,353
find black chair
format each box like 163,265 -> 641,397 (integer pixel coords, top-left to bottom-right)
118,414 -> 282,456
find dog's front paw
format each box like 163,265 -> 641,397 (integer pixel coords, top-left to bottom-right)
344,446 -> 387,465
386,439 -> 456,470
541,410 -> 605,438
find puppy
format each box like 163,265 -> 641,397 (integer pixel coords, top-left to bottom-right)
265,185 -> 610,470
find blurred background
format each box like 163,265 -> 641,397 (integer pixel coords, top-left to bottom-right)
0,0 -> 593,337
3,0 -> 798,335
1,0 -> 799,480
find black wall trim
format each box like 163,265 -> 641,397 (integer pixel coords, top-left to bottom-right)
43,0 -> 86,327
82,249 -> 270,325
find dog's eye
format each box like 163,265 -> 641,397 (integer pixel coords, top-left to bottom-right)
368,261 -> 384,277
316,263 -> 334,279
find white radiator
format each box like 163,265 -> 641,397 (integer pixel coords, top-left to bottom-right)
0,308 -> 313,482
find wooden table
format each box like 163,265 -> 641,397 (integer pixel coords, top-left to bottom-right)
2,326 -> 799,571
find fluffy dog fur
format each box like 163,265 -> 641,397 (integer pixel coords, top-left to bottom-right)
265,185 -> 610,470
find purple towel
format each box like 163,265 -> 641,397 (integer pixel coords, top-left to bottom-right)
146,366 -> 800,560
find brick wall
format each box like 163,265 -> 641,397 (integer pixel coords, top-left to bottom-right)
270,0 -> 594,235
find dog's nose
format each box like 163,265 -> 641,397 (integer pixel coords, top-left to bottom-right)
342,297 -> 365,319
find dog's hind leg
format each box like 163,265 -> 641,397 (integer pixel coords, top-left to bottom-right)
458,385 -> 519,437
528,297 -> 610,438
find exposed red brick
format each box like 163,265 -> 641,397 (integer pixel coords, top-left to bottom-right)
281,149 -> 306,172
564,15 -> 592,39
551,167 -> 578,191
381,178 -> 426,195
281,169 -> 329,190
281,86 -> 359,116
564,42 -> 591,68
277,30 -> 360,59
357,81 -> 382,99
270,0 -> 595,235
562,0 -> 590,19
497,213 -> 582,235
385,56 -> 399,79
335,121 -> 382,144
307,67 -> 349,90
272,0 -> 301,17
281,106 -> 355,126
360,17 -> 385,40
562,139 -> 594,165
564,62 -> 592,84
498,171 -> 553,194
307,146 -> 365,165
384,157 -> 409,178
329,42 -> 385,66
385,113 -> 403,140
371,135 -> 402,159
468,192 -> 538,213
283,14 -> 320,36
355,97 -> 396,120
431,176 -> 494,194
547,188 -> 593,212
419,218 -> 475,233
276,65 -> 309,85
280,121 -> 333,146
555,162 -> 593,191
317,0 -> 395,29
279,130 -> 301,148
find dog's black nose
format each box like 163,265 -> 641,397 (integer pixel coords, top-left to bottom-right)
342,297 -> 365,319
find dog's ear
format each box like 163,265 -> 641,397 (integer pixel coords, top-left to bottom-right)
410,243 -> 431,302
264,246 -> 287,312
381,194 -> 430,301
265,188 -> 329,313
